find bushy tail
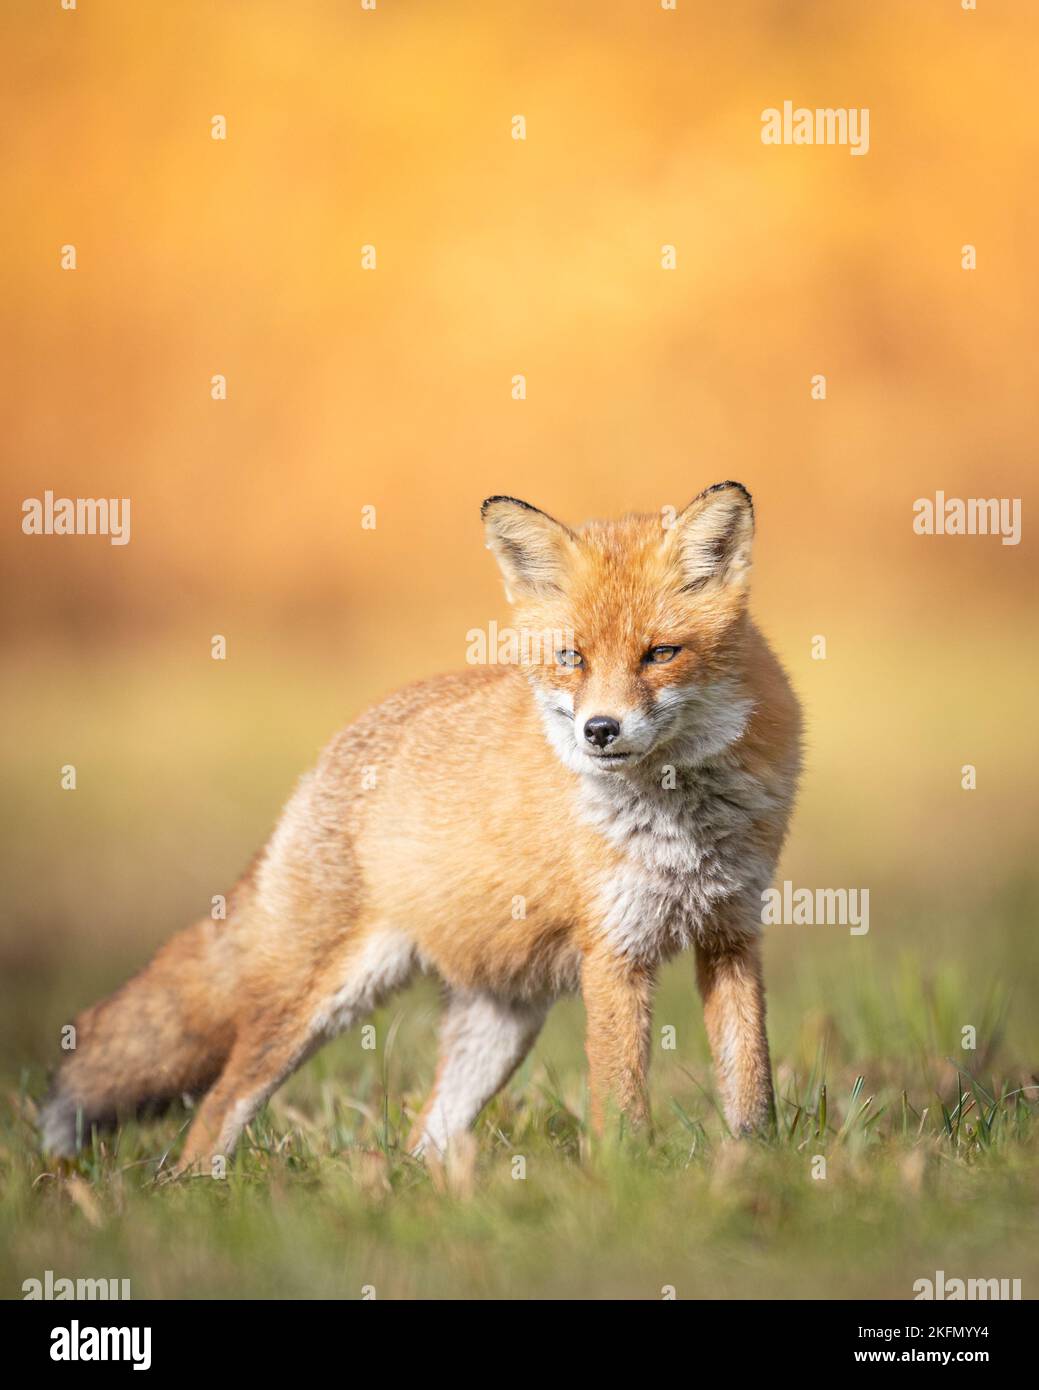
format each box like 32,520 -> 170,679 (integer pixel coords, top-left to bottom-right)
40,919 -> 236,1155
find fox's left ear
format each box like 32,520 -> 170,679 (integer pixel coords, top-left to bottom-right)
665,481 -> 754,593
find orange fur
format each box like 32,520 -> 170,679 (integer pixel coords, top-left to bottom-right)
40,484 -> 801,1169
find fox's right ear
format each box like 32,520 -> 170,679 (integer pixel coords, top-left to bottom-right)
481,496 -> 575,601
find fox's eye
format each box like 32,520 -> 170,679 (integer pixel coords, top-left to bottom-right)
644,645 -> 681,665
555,649 -> 583,668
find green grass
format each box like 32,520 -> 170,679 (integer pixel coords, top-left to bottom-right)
2,953 -> 1038,1301
2,646 -> 1037,1300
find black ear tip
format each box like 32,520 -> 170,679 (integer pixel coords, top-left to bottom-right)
481,495 -> 539,519
698,480 -> 754,512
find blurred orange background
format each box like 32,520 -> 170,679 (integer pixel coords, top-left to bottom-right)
5,0 -> 1036,630
1,1 -> 1036,1032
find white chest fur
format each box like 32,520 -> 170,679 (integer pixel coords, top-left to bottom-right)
580,756 -> 781,964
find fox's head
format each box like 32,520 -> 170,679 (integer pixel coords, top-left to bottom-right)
482,483 -> 756,775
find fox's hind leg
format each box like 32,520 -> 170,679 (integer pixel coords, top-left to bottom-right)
408,990 -> 547,1156
170,925 -> 417,1175
170,1016 -> 318,1176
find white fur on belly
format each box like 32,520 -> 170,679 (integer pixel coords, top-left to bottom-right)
310,929 -> 419,1039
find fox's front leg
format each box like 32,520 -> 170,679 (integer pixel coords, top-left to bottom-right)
695,933 -> 773,1135
581,945 -> 654,1134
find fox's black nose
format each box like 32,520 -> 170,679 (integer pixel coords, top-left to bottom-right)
584,716 -> 621,749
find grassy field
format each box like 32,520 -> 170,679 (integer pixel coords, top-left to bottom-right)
3,953 -> 1038,1300
2,643 -> 1037,1300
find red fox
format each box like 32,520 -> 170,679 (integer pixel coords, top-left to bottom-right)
41,482 -> 801,1171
